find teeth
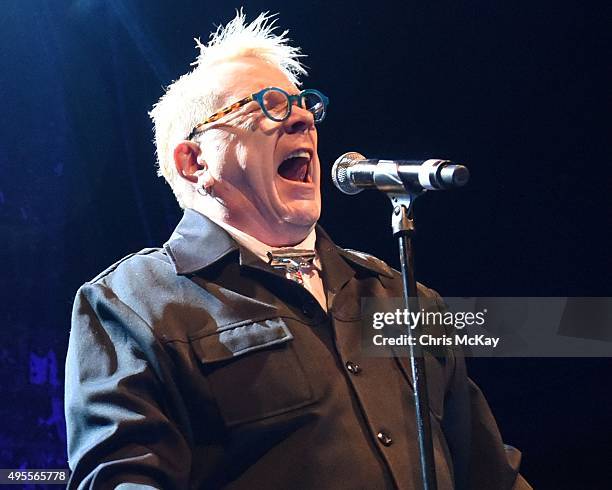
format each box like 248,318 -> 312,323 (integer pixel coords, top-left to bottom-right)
283,150 -> 310,161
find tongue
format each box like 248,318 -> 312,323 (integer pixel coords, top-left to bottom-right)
278,157 -> 309,182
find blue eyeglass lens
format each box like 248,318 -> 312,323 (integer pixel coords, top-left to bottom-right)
262,89 -> 289,120
303,92 -> 326,121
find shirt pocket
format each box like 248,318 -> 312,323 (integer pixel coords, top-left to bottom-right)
189,317 -> 317,427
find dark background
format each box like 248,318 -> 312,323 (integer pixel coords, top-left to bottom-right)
1,0 -> 610,488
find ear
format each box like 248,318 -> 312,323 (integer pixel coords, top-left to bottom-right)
174,141 -> 205,183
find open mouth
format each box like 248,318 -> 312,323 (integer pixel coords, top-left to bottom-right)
277,150 -> 312,183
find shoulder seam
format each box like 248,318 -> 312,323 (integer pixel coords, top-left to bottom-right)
89,247 -> 163,283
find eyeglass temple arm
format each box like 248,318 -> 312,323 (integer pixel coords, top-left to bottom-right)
187,94 -> 255,140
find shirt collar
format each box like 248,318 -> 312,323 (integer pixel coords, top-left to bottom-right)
164,208 -> 393,279
163,208 -> 238,275
206,215 -> 317,266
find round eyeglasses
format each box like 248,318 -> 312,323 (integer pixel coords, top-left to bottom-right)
255,87 -> 328,123
188,87 -> 329,140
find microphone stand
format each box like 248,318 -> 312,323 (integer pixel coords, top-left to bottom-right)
331,150 -> 469,488
389,192 -> 438,490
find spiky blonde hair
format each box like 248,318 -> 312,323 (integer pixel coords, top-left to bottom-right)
149,10 -> 308,208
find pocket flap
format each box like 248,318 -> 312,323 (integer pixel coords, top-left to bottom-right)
193,318 -> 293,364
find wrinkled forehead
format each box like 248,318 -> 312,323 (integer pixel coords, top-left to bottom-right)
206,56 -> 299,107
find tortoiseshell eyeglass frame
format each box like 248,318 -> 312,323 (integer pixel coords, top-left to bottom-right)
187,87 -> 329,140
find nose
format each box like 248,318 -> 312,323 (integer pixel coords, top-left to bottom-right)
283,103 -> 315,134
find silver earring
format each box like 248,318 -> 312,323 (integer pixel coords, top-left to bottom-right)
196,183 -> 215,198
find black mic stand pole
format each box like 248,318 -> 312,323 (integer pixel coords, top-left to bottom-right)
389,192 -> 438,490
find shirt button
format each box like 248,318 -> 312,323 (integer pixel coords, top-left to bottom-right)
377,431 -> 393,447
345,361 -> 362,375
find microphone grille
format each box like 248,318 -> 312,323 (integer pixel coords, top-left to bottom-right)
332,151 -> 366,195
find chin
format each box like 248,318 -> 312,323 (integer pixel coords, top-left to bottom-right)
280,201 -> 321,228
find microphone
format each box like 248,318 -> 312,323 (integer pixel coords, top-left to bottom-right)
331,151 -> 470,195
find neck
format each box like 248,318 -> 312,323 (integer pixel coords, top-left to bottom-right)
190,200 -> 314,247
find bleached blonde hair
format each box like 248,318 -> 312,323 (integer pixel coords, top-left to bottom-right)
149,10 -> 308,208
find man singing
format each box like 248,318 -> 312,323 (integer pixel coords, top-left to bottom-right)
65,11 -> 530,489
